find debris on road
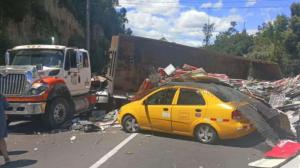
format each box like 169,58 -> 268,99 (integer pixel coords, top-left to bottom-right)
70,109 -> 120,133
97,109 -> 120,131
71,119 -> 100,132
89,110 -> 107,122
101,109 -> 118,122
70,135 -> 76,143
249,140 -> 300,167
264,140 -> 300,159
125,151 -> 134,155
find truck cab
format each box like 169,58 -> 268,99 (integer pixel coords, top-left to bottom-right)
1,45 -> 95,128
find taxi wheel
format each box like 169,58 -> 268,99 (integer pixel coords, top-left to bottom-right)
122,115 -> 140,133
195,124 -> 218,144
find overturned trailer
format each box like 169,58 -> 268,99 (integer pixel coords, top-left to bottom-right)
107,35 -> 282,94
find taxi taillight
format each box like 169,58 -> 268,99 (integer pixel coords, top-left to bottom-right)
232,110 -> 242,120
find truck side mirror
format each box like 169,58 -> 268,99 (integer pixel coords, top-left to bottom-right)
5,51 -> 10,65
36,64 -> 43,71
64,51 -> 70,71
76,51 -> 83,69
65,63 -> 70,71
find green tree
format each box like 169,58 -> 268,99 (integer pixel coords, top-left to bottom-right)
202,23 -> 215,47
247,15 -> 291,74
209,22 -> 254,57
0,0 -> 130,73
207,3 -> 300,76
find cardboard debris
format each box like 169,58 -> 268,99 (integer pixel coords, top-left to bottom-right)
70,109 -> 120,132
70,135 -> 76,143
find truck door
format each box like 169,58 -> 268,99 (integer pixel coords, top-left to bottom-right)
79,50 -> 91,93
64,48 -> 81,95
106,50 -> 117,96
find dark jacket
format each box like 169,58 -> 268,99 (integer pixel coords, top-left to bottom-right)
0,94 -> 8,112
0,94 -> 8,138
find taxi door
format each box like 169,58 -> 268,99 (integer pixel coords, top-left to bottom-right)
143,88 -> 177,133
171,88 -> 207,134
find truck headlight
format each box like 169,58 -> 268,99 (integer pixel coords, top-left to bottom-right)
28,83 -> 49,95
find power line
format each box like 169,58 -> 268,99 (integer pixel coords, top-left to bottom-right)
114,4 -> 290,10
90,0 -> 290,6
87,0 -> 292,12
116,0 -> 289,5
117,0 -> 286,3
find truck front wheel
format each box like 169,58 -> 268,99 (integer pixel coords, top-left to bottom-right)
43,97 -> 72,129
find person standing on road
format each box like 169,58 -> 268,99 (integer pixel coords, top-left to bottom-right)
0,93 -> 10,164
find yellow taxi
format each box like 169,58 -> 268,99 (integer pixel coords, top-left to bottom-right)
118,82 -> 255,144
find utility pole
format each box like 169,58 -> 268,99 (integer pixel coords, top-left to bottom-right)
86,0 -> 90,52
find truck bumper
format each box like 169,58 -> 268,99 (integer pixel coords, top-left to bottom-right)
96,89 -> 109,103
5,102 -> 46,115
96,96 -> 109,103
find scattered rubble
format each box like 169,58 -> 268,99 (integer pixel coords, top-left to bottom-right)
249,140 -> 300,167
70,109 -> 120,133
70,135 -> 76,143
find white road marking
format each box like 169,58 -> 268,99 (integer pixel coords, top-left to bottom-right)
89,133 -> 138,168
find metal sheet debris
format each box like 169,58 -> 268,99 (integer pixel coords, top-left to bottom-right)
70,109 -> 120,133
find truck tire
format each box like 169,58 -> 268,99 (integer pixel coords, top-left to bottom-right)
43,97 -> 72,129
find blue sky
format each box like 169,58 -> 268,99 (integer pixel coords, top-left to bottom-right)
118,0 -> 300,47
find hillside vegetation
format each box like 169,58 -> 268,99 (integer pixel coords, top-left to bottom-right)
0,0 -> 130,72
206,3 -> 300,76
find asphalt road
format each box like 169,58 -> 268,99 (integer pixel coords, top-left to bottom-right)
1,121 -> 270,168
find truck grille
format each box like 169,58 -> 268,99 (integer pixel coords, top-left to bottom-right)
0,74 -> 26,96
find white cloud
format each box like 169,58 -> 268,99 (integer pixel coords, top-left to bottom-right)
176,10 -> 243,33
200,0 -> 223,9
260,8 -> 281,22
229,8 -> 238,14
246,0 -> 256,7
119,1 -> 244,47
119,0 -> 180,16
247,29 -> 258,35
126,11 -> 169,30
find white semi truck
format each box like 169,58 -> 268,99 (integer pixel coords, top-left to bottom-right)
1,45 -> 98,128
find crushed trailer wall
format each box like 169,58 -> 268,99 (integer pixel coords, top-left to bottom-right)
110,35 -> 282,92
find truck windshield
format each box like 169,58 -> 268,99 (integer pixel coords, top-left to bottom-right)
11,49 -> 64,68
